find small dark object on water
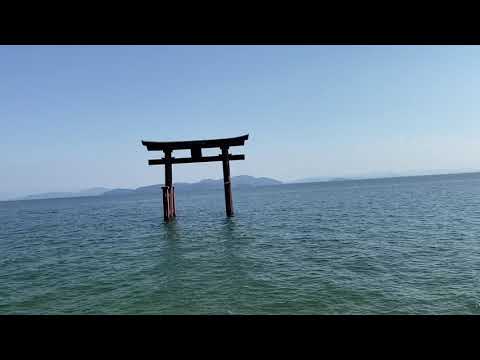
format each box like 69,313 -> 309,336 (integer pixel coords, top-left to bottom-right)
142,134 -> 248,221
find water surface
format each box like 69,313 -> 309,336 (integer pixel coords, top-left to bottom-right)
1,173 -> 479,314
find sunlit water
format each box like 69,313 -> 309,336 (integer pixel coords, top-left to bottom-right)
1,173 -> 480,314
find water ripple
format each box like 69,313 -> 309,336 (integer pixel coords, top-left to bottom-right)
1,173 -> 480,314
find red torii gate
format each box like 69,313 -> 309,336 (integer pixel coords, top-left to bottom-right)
141,134 -> 249,221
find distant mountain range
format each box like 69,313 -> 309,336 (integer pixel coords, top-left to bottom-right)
18,176 -> 283,201
292,169 -> 480,183
22,187 -> 111,200
292,173 -> 400,183
102,175 -> 282,196
10,170 -> 480,202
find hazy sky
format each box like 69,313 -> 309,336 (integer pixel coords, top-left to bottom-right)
1,45 -> 479,198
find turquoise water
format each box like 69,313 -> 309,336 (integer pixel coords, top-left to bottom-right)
1,173 -> 480,314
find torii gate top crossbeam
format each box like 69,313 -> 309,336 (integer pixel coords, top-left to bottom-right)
141,134 -> 249,152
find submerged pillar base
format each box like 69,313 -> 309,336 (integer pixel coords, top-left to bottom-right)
162,186 -> 176,221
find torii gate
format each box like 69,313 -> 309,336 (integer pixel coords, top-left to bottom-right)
141,134 -> 248,221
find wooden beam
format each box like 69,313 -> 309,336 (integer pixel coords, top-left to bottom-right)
148,154 -> 245,165
142,134 -> 249,151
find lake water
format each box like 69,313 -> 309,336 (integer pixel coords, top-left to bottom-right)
1,173 -> 479,314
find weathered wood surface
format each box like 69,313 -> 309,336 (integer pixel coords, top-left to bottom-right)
162,185 -> 176,221
162,186 -> 171,221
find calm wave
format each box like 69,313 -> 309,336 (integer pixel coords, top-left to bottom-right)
1,173 -> 479,314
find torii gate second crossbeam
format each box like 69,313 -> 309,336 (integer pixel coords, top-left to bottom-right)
141,134 -> 249,221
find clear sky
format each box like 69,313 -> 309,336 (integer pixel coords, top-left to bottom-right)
1,45 -> 479,199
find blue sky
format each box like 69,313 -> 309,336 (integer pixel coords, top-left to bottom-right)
1,45 -> 479,198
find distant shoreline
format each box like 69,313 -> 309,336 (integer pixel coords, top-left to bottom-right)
2,171 -> 479,203
291,170 -> 480,186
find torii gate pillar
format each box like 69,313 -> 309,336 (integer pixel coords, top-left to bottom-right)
221,146 -> 234,217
